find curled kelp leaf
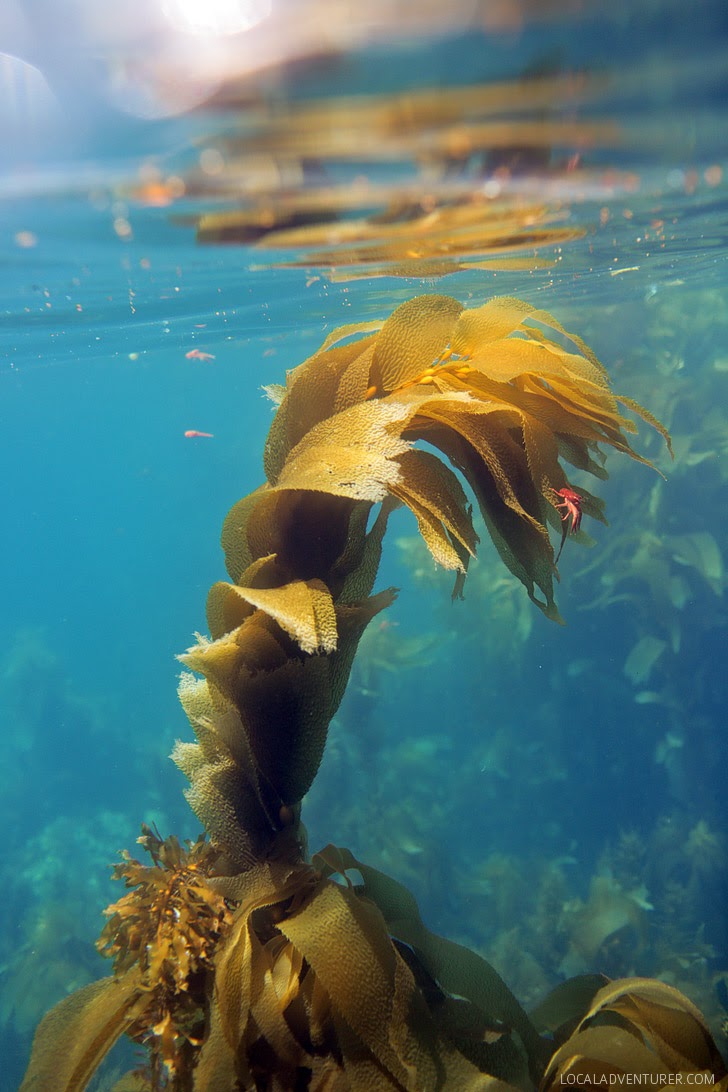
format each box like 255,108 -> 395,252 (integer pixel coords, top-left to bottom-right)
541,978 -> 728,1091
369,293 -> 462,393
208,571 -> 338,654
263,332 -> 382,480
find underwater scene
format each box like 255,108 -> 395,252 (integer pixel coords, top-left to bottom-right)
1,0 -> 727,1088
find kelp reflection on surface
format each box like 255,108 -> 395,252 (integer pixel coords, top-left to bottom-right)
159,73 -> 628,280
193,196 -> 584,281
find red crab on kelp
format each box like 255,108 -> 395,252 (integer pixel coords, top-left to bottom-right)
553,486 -> 583,563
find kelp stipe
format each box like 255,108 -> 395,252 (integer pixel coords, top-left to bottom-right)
21,295 -> 726,1092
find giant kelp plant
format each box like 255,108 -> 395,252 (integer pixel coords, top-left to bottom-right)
21,294 -> 726,1091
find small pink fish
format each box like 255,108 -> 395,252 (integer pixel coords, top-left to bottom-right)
185,349 -> 216,361
184,430 -> 214,439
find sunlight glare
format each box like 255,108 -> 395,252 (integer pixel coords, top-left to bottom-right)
162,0 -> 271,36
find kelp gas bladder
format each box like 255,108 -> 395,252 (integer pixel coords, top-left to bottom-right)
23,295 -> 725,1092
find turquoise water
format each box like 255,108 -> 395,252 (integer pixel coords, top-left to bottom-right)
1,3 -> 727,1087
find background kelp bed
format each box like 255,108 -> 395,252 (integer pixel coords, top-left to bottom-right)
1,261 -> 727,1088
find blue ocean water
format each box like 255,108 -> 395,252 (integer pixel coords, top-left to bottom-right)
1,2 -> 727,1087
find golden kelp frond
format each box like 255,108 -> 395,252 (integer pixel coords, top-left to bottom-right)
169,291 -> 667,872
236,294 -> 665,619
390,446 -> 478,569
175,429 -> 404,859
218,485 -> 269,585
248,196 -> 565,252
210,293 -> 667,658
541,978 -> 728,1092
617,394 -> 675,458
24,845 -> 728,1092
221,488 -> 372,592
273,404 -> 411,499
261,402 -> 475,573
